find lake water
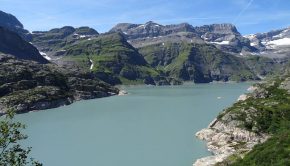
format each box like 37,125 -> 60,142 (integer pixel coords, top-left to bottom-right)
16,83 -> 252,166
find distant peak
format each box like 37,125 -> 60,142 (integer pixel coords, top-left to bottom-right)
144,21 -> 162,26
145,21 -> 155,24
60,26 -> 75,30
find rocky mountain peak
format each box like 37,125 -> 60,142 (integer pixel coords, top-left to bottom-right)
110,21 -> 255,54
75,26 -> 99,36
195,23 -> 239,35
163,22 -> 195,33
244,27 -> 290,57
109,23 -> 139,32
143,21 -> 162,27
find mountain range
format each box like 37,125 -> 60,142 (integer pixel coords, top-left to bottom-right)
27,21 -> 290,84
0,10 -> 290,112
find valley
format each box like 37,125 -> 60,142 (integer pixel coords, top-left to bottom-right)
0,6 -> 290,166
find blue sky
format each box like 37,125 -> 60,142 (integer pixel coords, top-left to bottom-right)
1,0 -> 290,35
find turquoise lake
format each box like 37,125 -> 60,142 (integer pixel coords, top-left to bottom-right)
16,83 -> 252,166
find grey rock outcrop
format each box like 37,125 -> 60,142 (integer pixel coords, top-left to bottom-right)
193,88 -> 270,166
193,118 -> 268,166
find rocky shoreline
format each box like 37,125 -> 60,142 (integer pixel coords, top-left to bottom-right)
193,86 -> 269,166
193,119 -> 269,166
0,90 -> 119,116
0,55 -> 120,115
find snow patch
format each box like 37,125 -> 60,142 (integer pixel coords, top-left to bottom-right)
210,41 -> 230,45
250,42 -> 258,46
39,51 -> 51,60
39,51 -> 46,56
273,34 -> 283,38
89,59 -> 94,70
138,24 -> 146,29
268,38 -> 290,46
251,52 -> 260,55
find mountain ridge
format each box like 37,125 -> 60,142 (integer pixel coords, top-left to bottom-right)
0,10 -> 32,41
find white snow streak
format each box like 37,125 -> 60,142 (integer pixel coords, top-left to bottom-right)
39,51 -> 51,60
210,41 -> 230,45
90,59 -> 94,70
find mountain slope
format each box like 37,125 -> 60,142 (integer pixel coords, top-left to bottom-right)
0,27 -> 48,63
32,28 -> 177,85
31,26 -> 99,59
139,42 -> 259,83
0,10 -> 32,41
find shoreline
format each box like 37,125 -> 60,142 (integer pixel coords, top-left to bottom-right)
192,85 -> 267,166
0,92 -> 119,116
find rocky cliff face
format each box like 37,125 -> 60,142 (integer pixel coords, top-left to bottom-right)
196,24 -> 257,54
0,10 -> 32,41
110,21 -> 195,40
0,27 -> 48,63
110,22 -> 256,54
